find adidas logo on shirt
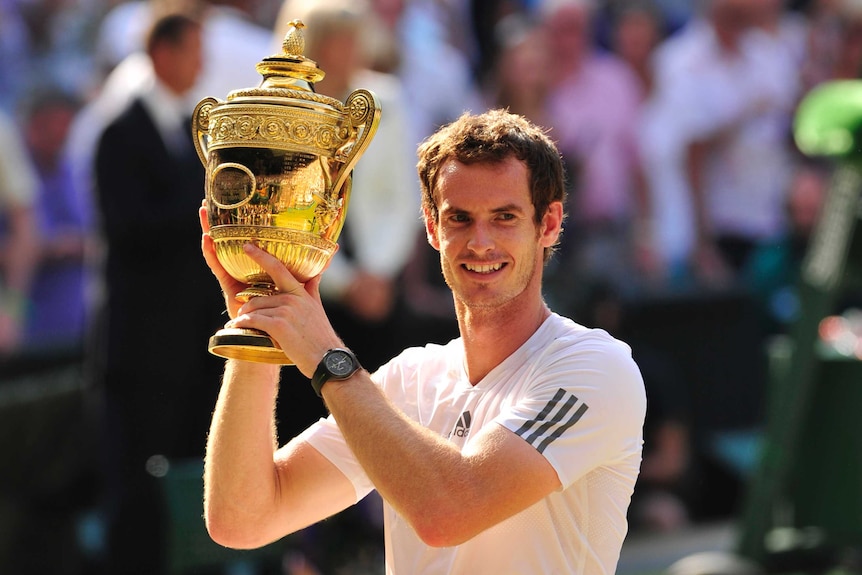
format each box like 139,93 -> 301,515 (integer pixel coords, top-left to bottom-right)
450,411 -> 472,438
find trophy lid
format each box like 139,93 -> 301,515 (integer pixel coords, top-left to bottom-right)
255,20 -> 325,89
221,19 -> 343,111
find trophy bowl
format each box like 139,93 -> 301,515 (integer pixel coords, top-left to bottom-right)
193,20 -> 381,364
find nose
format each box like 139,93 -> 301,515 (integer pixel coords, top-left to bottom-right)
466,221 -> 495,254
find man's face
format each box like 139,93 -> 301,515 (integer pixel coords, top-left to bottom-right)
425,158 -> 561,311
155,25 -> 203,96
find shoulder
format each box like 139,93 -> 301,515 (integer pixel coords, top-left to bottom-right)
530,314 -> 645,410
97,98 -> 150,152
544,314 -> 636,365
103,98 -> 147,133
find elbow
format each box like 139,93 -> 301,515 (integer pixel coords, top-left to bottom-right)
413,519 -> 477,548
204,504 -> 272,550
409,505 -> 481,548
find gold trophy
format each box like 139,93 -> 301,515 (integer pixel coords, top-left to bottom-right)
192,20 -> 381,364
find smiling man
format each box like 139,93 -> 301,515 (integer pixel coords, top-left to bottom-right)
201,109 -> 646,574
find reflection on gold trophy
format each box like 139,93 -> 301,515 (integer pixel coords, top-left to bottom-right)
192,20 -> 381,364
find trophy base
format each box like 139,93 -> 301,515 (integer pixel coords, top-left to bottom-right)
208,328 -> 294,365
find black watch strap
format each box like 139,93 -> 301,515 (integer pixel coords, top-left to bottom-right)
311,348 -> 361,397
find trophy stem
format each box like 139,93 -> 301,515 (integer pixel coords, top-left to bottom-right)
237,283 -> 276,300
208,327 -> 294,365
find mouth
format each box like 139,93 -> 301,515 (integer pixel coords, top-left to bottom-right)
463,262 -> 505,274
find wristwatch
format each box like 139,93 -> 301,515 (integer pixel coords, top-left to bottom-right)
311,347 -> 361,397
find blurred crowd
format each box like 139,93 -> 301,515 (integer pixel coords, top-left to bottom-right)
1,0 -> 861,573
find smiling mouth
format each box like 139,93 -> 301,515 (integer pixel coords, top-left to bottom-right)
463,262 -> 504,274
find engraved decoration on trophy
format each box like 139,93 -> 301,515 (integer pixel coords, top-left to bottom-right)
192,20 -> 381,364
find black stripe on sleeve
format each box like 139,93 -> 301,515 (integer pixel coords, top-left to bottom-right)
513,388 -> 589,454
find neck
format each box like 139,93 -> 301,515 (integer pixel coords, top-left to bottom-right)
456,289 -> 551,385
712,20 -> 744,55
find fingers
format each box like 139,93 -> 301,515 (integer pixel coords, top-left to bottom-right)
242,243 -> 305,295
199,203 -> 211,234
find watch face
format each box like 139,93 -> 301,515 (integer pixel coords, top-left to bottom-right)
325,350 -> 355,378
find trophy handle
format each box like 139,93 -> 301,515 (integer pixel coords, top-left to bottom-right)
192,97 -> 220,166
330,89 -> 382,199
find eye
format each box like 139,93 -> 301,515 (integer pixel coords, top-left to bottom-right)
449,213 -> 471,224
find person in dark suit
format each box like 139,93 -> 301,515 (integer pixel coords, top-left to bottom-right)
92,9 -> 225,573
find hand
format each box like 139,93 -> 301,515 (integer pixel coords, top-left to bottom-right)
226,243 -> 343,377
199,205 -> 248,319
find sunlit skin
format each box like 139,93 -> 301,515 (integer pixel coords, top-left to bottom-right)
425,158 -> 563,380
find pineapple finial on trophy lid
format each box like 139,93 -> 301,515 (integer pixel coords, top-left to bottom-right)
282,19 -> 306,57
255,18 -> 325,89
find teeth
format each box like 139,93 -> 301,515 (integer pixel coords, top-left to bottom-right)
465,263 -> 502,273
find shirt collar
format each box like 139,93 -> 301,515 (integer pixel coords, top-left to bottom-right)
140,77 -> 194,138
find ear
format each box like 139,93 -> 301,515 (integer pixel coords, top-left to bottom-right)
540,201 -> 564,249
423,207 -> 440,251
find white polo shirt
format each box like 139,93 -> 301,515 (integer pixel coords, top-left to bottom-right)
299,313 -> 646,574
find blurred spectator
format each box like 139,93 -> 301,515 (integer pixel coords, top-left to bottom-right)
483,13 -> 552,128
93,0 -> 151,79
469,0 -> 525,89
92,11 -> 225,574
17,0 -> 103,102
65,1 -> 156,256
191,0 -> 273,103
608,0 -> 666,99
800,0 -> 862,91
67,0 -> 271,259
0,109 -> 39,356
744,158 -> 831,335
641,0 -> 801,288
21,88 -> 95,354
364,0 -> 484,149
539,0 -> 655,318
0,0 -> 33,113
751,0 -> 808,66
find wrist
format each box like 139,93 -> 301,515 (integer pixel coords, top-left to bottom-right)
311,348 -> 362,397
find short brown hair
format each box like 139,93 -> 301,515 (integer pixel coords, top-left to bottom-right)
416,109 -> 567,261
145,11 -> 201,55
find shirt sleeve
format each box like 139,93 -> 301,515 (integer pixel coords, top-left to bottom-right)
495,334 -> 646,488
298,415 -> 376,503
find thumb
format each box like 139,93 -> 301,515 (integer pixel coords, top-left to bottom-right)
305,273 -> 324,304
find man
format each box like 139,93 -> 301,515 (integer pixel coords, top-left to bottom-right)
93,10 -> 226,574
201,110 -> 646,574
643,0 -> 799,284
539,0 -> 657,317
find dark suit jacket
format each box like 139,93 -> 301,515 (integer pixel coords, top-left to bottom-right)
94,97 -> 224,460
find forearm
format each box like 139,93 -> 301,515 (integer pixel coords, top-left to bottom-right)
204,359 -> 282,547
322,374 -> 491,546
